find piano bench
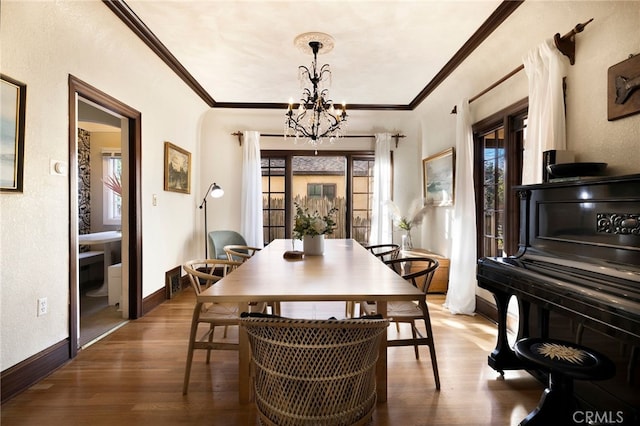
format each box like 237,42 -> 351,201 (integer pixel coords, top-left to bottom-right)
514,338 -> 615,426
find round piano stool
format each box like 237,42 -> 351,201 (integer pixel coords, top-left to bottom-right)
514,337 -> 615,426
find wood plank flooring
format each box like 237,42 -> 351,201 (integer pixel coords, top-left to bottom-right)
1,289 -> 543,426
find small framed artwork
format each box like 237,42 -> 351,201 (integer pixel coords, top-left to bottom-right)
1,74 -> 26,192
607,54 -> 640,121
423,147 -> 455,206
164,141 -> 191,194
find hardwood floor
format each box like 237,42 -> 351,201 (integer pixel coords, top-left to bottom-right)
1,289 -> 543,426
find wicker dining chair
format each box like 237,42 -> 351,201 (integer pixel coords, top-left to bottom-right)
182,259 -> 258,395
241,315 -> 389,426
360,256 -> 441,390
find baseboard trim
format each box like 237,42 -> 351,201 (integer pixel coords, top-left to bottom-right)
2,288 -> 169,404
1,339 -> 70,404
142,286 -> 167,315
475,295 -> 498,324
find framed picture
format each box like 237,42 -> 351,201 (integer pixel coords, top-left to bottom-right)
164,141 -> 191,194
607,54 -> 640,121
1,75 -> 26,192
423,147 -> 455,206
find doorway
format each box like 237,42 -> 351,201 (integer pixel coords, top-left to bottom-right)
68,75 -> 143,357
77,99 -> 126,347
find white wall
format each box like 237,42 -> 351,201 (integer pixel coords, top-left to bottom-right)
0,0 -> 207,370
415,1 -> 640,296
197,108 -> 423,249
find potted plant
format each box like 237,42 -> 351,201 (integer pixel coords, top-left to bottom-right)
293,203 -> 338,255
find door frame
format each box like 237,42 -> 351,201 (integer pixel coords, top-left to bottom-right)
68,75 -> 143,356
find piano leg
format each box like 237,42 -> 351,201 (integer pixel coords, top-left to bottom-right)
487,290 -> 528,375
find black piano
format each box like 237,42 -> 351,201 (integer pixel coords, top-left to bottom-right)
477,174 -> 640,425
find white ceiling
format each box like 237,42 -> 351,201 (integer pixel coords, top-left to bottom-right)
123,0 -> 504,107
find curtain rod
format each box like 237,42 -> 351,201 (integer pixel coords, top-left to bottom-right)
451,18 -> 593,114
231,131 -> 406,148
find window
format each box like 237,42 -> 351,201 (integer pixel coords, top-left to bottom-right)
102,151 -> 122,225
307,183 -> 336,200
351,158 -> 375,244
473,100 -> 527,258
261,151 -> 378,245
261,157 -> 286,242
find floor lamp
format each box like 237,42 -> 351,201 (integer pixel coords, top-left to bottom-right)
199,182 -> 224,259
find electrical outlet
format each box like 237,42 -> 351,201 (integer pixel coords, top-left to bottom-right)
37,297 -> 48,316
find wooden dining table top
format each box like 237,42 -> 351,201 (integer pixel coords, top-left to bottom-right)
197,238 -> 424,303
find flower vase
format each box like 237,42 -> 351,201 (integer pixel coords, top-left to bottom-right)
303,235 -> 325,256
401,231 -> 413,250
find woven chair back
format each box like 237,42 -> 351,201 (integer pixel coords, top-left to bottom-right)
241,317 -> 389,426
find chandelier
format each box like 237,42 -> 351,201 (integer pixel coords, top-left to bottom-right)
285,32 -> 347,147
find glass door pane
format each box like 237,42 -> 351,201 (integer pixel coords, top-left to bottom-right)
480,128 -> 505,258
292,156 -> 346,238
262,157 -> 286,243
352,158 -> 374,245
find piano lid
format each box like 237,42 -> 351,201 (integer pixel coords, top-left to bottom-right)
514,173 -> 640,268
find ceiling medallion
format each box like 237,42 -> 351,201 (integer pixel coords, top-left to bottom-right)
285,32 -> 347,149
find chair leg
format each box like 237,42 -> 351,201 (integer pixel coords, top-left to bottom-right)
206,324 -> 214,364
183,305 -> 202,395
420,301 -> 441,390
411,321 -> 420,359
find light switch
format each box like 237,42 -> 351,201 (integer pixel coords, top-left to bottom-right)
152,194 -> 158,206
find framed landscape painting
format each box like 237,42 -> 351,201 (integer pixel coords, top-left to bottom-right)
423,147 -> 455,206
1,75 -> 26,192
164,142 -> 191,194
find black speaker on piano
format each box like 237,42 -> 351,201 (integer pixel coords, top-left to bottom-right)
542,149 -> 575,182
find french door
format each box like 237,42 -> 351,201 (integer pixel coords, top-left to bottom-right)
261,151 -> 376,245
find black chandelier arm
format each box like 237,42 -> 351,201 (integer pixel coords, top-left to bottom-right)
298,65 -> 311,79
318,65 -> 331,81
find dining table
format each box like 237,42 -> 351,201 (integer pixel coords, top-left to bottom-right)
194,238 -> 424,403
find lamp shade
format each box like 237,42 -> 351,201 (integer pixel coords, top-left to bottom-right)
210,183 -> 224,198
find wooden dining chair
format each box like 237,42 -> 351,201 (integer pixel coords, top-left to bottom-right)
346,244 -> 401,317
182,259 -> 258,394
223,245 -> 281,316
365,243 -> 401,262
241,315 -> 389,426
223,244 -> 262,263
360,256 -> 441,390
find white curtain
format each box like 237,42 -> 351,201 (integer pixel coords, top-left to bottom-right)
522,39 -> 567,185
369,133 -> 392,245
240,131 -> 264,247
444,99 -> 477,315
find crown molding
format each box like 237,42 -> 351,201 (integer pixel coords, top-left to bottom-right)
104,0 -> 523,111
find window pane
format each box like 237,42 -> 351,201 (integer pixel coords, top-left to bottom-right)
270,176 -> 285,192
353,176 -> 369,193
